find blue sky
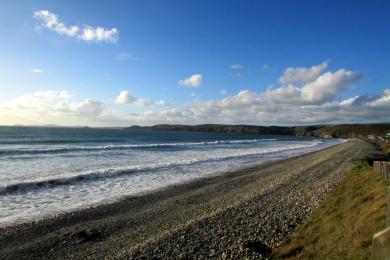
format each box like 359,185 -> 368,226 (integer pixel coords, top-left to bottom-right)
0,0 -> 389,126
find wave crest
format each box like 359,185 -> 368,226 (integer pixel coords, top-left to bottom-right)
0,141 -> 319,196
0,139 -> 278,156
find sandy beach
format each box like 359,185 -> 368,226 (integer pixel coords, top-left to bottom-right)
0,140 -> 376,259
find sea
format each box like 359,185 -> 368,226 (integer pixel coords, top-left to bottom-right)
0,126 -> 344,226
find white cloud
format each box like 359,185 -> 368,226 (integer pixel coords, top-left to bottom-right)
220,89 -> 227,95
8,91 -> 102,117
300,69 -> 361,103
2,87 -> 389,127
278,61 -> 329,85
55,98 -> 105,117
115,90 -> 136,104
33,10 -> 79,37
80,26 -> 118,43
1,63 -> 389,127
0,90 -> 107,126
29,68 -> 43,74
115,90 -> 165,106
368,89 -> 390,107
267,68 -> 362,105
230,64 -> 242,69
179,74 -> 203,87
117,63 -> 384,125
33,10 -> 118,43
11,90 -> 72,109
138,88 -> 389,125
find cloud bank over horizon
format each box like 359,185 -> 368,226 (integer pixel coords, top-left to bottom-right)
1,62 -> 389,127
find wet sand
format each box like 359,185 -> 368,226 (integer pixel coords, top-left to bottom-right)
0,141 -> 374,259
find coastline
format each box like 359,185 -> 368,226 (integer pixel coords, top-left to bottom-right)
0,140 -> 373,259
0,138 -> 342,227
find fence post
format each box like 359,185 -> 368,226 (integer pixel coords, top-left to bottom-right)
373,227 -> 390,260
373,161 -> 390,181
388,187 -> 390,227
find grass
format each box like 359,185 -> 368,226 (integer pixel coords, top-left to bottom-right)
274,159 -> 388,259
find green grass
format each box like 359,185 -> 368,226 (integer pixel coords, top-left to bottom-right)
351,159 -> 371,173
274,160 -> 388,259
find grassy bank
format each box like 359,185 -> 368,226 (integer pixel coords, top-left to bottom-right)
274,159 -> 388,259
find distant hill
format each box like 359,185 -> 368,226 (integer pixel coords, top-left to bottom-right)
126,123 -> 390,139
292,124 -> 390,139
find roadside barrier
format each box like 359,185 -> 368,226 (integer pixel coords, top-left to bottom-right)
373,161 -> 390,181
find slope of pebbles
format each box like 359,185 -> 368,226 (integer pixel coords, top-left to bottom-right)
128,141 -> 369,259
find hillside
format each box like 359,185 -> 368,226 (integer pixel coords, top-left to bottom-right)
127,123 -> 390,139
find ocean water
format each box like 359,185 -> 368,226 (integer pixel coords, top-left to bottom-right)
0,126 -> 344,226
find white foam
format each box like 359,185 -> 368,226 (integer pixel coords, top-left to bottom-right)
0,138 -> 343,226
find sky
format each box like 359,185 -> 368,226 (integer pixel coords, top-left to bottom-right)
0,0 -> 389,127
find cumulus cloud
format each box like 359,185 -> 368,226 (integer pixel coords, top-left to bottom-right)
11,90 -> 72,109
230,64 -> 242,69
368,89 -> 390,108
2,63 -> 389,127
115,90 -> 165,106
123,63 -> 385,125
55,98 -> 105,117
33,10 -> 118,43
0,90 -> 107,126
9,90 -> 104,117
80,26 -> 118,42
137,88 -> 389,125
300,69 -> 362,103
266,68 -> 362,105
115,90 -> 136,104
179,74 -> 203,87
278,61 -> 329,85
33,10 -> 79,37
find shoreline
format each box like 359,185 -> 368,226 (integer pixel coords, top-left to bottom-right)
0,139 -> 343,228
0,149 -> 318,229
0,140 -> 371,259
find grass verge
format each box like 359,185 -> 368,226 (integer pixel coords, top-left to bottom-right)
274,159 -> 388,259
